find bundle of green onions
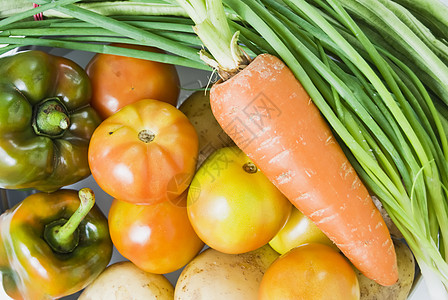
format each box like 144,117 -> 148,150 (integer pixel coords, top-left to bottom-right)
1,0 -> 448,298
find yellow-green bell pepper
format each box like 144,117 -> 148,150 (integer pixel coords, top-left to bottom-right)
0,50 -> 101,192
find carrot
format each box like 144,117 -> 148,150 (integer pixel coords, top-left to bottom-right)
175,0 -> 397,286
209,53 -> 398,286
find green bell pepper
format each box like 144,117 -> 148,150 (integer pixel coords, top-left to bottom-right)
0,188 -> 112,300
0,50 -> 101,192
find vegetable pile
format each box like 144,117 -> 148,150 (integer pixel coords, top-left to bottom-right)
0,0 -> 447,299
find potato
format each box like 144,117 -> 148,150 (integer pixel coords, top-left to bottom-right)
354,239 -> 415,300
179,90 -> 234,167
79,261 -> 174,300
174,245 -> 280,300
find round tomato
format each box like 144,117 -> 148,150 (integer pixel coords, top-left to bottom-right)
108,193 -> 204,274
269,206 -> 338,254
88,99 -> 198,205
86,43 -> 180,119
187,146 -> 292,254
259,243 -> 360,300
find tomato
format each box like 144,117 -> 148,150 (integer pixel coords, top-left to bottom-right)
108,192 -> 204,274
259,243 -> 360,300
187,146 -> 292,254
86,43 -> 180,119
88,99 -> 198,205
269,206 -> 338,254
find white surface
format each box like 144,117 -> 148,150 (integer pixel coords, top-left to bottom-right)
410,277 -> 429,300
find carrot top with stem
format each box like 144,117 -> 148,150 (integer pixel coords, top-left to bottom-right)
175,0 -> 251,79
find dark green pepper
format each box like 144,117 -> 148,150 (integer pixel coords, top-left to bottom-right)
0,188 -> 112,300
0,50 -> 101,192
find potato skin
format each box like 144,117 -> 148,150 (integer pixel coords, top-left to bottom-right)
355,239 -> 415,300
174,245 -> 279,300
179,90 -> 234,167
79,261 -> 174,300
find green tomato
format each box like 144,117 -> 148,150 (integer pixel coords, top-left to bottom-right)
269,206 -> 338,254
187,146 -> 292,254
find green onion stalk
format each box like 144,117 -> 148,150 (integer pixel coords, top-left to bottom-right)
0,0 -> 208,67
1,0 -> 448,298
0,0 -> 247,67
0,0 -> 187,19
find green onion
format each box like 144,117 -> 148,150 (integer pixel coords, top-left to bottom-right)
33,1 -> 200,62
0,1 -> 187,19
0,0 -> 82,27
0,35 -> 209,69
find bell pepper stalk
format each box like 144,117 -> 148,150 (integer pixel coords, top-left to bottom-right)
0,50 -> 102,192
32,98 -> 71,138
0,188 -> 113,300
43,188 -> 95,254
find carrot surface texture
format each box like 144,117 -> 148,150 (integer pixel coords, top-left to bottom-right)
175,0 -> 398,286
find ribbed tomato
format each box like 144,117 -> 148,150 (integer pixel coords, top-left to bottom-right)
88,99 -> 198,205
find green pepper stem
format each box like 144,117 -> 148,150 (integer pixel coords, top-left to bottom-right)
45,110 -> 69,130
44,188 -> 95,254
57,188 -> 94,242
33,98 -> 70,137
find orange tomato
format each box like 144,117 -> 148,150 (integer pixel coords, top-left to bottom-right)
108,193 -> 204,274
187,146 -> 291,254
259,243 -> 360,300
88,99 -> 198,205
86,43 -> 180,119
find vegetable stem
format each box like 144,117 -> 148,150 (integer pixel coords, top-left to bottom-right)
0,0 -> 81,28
44,188 -> 95,254
0,36 -> 209,69
33,98 -> 70,137
175,0 -> 250,77
33,0 -> 201,63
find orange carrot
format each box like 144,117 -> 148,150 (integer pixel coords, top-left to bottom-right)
210,53 -> 398,286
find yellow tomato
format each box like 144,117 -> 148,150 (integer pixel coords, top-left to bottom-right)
269,206 -> 338,254
187,146 -> 292,254
259,243 -> 360,300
